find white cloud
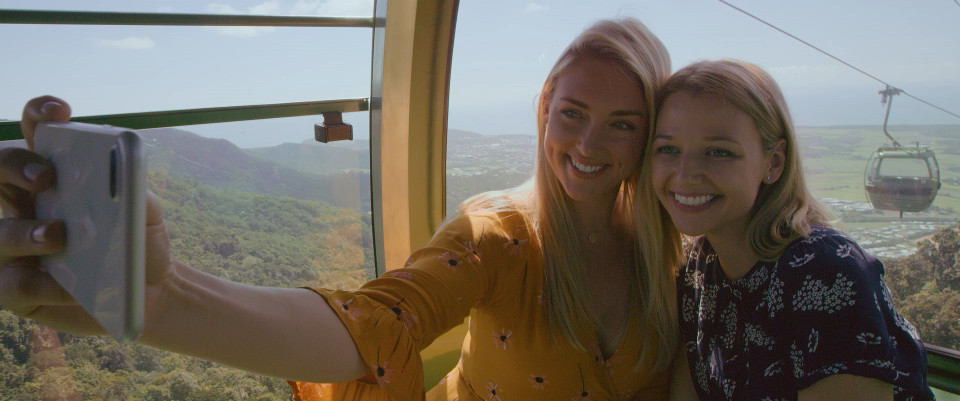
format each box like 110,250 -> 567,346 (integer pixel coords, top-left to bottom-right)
249,0 -> 283,15
524,3 -> 549,13
213,26 -> 277,37
206,3 -> 241,14
205,2 -> 279,37
203,0 -> 371,37
95,36 -> 155,49
291,0 -> 374,17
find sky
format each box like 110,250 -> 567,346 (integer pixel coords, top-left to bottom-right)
1,0 -> 958,148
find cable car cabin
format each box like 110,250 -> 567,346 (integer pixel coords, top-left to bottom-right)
864,144 -> 941,214
2,2 -> 960,400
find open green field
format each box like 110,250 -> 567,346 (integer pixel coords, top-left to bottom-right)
798,125 -> 960,214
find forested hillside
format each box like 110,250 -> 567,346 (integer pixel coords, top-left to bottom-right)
885,223 -> 960,349
1,125 -> 956,399
144,128 -> 371,211
0,170 -> 373,400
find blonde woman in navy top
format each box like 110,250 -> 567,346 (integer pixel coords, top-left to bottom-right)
642,59 -> 934,400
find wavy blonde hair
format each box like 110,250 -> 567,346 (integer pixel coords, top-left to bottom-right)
457,18 -> 675,372
644,59 -> 833,262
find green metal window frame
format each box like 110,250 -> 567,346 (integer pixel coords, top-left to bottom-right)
0,8 -> 374,141
5,5 -> 960,397
0,6 -> 390,274
0,5 -> 387,273
0,99 -> 368,140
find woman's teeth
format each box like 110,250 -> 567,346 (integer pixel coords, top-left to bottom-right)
675,193 -> 716,206
572,159 -> 602,173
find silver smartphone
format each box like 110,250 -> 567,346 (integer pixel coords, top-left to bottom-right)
34,121 -> 145,342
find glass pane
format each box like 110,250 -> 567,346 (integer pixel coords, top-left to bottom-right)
0,8 -> 373,399
0,1 -> 373,17
0,122 -> 374,399
448,0 -> 960,357
141,118 -> 375,289
877,157 -> 933,178
0,24 -> 370,120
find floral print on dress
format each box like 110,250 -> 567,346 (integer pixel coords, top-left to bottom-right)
682,294 -> 697,323
384,270 -> 414,281
375,361 -> 393,386
492,328 -> 512,350
763,360 -> 783,377
760,274 -> 785,319
807,328 -> 819,353
463,240 -> 482,264
677,227 -> 933,400
789,253 -> 815,268
374,348 -> 393,387
571,392 -> 594,401
485,382 -> 502,401
836,243 -> 853,258
335,298 -> 364,320
698,283 -> 718,321
390,298 -> 419,331
743,322 -> 775,351
503,229 -> 529,256
791,273 -> 856,314
293,211 -> 673,401
528,373 -> 549,389
572,365 -> 593,401
439,251 -> 463,272
857,332 -> 882,345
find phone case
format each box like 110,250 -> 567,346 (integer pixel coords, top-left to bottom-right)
34,122 -> 145,342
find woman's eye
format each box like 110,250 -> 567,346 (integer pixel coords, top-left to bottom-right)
560,108 -> 581,119
655,145 -> 678,155
612,121 -> 637,131
706,148 -> 736,158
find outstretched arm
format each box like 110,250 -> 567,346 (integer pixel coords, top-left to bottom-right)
798,374 -> 892,401
0,96 -> 367,383
141,259 -> 368,382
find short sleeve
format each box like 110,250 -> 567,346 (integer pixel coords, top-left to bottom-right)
289,211 -> 525,401
783,232 -> 911,390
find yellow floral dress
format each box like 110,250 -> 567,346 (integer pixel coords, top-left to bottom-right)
288,209 -> 670,401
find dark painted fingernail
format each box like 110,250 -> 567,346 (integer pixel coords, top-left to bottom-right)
40,101 -> 62,115
31,224 -> 48,243
23,163 -> 47,182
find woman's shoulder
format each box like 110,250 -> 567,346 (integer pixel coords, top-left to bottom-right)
773,225 -> 881,284
430,203 -> 538,264
440,204 -> 532,242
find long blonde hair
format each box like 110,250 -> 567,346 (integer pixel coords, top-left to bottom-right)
499,17 -> 676,371
646,59 -> 833,262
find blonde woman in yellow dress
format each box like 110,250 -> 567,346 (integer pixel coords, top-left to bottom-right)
0,18 -> 679,400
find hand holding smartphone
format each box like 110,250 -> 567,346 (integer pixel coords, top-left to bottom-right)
34,122 -> 145,341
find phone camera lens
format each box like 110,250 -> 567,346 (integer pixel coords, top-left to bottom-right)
109,146 -> 118,199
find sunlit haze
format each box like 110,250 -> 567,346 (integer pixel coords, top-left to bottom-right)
2,0 -> 958,147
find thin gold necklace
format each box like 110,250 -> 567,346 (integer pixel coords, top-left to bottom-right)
587,231 -> 600,244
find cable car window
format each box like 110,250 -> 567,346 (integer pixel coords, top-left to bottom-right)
447,2 -> 960,397
0,5 -> 375,399
877,157 -> 935,178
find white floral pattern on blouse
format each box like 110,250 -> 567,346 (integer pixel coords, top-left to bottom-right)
677,226 -> 933,400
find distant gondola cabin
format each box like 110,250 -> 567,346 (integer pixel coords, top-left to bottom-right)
864,144 -> 941,214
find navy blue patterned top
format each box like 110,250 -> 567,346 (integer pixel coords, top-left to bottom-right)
677,226 -> 934,400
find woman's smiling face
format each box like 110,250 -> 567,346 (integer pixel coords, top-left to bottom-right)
543,57 -> 647,206
650,89 -> 782,240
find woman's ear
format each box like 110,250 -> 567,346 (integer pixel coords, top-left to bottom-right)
539,92 -> 551,120
764,139 -> 787,184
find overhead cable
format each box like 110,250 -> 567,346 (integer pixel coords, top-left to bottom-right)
717,0 -> 960,121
